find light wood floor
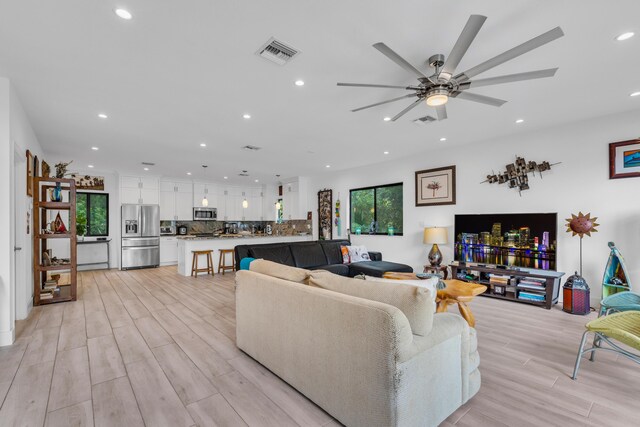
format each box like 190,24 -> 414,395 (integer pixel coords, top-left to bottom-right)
0,267 -> 638,427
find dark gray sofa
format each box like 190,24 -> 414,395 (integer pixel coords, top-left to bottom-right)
234,239 -> 412,277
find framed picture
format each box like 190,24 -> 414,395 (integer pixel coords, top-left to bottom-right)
415,165 -> 456,206
318,189 -> 332,240
26,150 -> 33,196
70,174 -> 105,190
610,139 -> 640,179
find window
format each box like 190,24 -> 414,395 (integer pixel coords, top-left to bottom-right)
76,192 -> 109,236
350,183 -> 403,235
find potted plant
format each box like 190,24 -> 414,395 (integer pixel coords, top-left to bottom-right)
76,211 -> 87,241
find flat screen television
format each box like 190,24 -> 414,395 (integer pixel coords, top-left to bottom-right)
454,213 -> 557,271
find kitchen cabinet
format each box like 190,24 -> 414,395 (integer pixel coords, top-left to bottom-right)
160,236 -> 178,265
282,181 -> 299,220
160,180 -> 193,220
120,175 -> 160,204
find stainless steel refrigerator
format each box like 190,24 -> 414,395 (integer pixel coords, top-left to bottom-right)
121,204 -> 160,270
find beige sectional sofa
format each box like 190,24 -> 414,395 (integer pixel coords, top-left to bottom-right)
235,260 -> 480,427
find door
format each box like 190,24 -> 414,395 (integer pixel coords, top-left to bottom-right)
121,204 -> 141,237
140,205 -> 160,237
13,148 -> 26,320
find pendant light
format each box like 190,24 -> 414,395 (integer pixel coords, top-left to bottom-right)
201,165 -> 209,207
242,198 -> 248,209
275,201 -> 281,210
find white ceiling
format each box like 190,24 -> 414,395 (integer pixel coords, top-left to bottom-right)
1,0 -> 639,184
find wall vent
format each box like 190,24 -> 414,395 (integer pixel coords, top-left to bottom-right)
256,37 -> 300,65
413,116 -> 436,125
242,145 -> 262,151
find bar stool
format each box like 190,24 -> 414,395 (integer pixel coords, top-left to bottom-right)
218,249 -> 236,274
191,250 -> 214,277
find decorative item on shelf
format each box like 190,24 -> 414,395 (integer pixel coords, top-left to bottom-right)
42,250 -> 52,266
562,212 -> 599,315
42,160 -> 50,178
55,160 -> 72,178
70,173 -> 105,190
355,226 -> 362,235
53,212 -> 67,233
387,225 -> 395,236
482,156 -> 560,195
317,189 -> 332,240
48,184 -> 63,202
26,150 -> 33,196
602,242 -> 631,298
415,165 -> 456,206
424,226 -> 448,266
368,220 -> 378,235
563,272 -> 591,315
334,195 -> 341,237
609,139 -> 640,179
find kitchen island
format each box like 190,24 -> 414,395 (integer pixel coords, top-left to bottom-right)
176,234 -> 313,276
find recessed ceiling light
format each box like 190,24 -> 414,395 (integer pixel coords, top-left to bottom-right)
114,8 -> 133,20
98,113 -> 108,119
254,179 -> 259,183
383,117 -> 391,122
383,151 -> 389,154
295,80 -> 305,86
325,165 -> 331,168
515,119 -> 525,123
439,137 -> 447,142
143,167 -> 149,171
187,172 -> 192,175
200,143 -> 206,147
91,146 -> 99,151
223,176 -> 228,180
630,91 -> 640,97
616,32 -> 635,41
243,114 -> 251,119
88,165 -> 94,168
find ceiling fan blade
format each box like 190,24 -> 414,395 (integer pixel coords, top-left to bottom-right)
373,42 -> 429,79
460,68 -> 558,89
455,27 -> 564,82
435,104 -> 448,120
439,15 -> 487,81
337,83 -> 415,90
351,93 -> 417,112
453,91 -> 507,107
391,98 -> 423,121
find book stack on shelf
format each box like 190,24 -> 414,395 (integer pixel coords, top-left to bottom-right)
489,274 -> 510,295
517,277 -> 546,302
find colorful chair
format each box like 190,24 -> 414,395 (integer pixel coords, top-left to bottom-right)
598,291 -> 640,316
571,311 -> 640,379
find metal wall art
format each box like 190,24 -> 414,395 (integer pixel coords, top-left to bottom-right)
318,189 -> 333,240
482,156 -> 560,195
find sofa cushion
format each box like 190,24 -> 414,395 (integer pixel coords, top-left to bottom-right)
309,271 -> 434,336
312,264 -> 350,276
249,259 -> 311,284
320,242 -> 344,265
348,245 -> 371,262
249,244 -> 295,266
290,243 -> 328,269
348,260 -> 413,277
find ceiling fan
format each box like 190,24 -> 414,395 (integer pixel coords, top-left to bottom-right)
337,15 -> 564,122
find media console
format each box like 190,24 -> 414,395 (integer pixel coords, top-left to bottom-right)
450,262 -> 565,309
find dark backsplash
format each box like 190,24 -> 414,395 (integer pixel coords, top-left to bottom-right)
160,219 -> 312,236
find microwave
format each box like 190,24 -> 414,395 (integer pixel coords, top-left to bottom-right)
193,207 -> 217,221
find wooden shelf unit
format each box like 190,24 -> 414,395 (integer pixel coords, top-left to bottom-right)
33,177 -> 77,305
450,263 -> 565,310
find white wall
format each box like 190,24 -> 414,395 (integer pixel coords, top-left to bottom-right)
307,109 -> 640,304
1,78 -> 45,346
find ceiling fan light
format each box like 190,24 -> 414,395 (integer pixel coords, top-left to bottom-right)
426,94 -> 448,106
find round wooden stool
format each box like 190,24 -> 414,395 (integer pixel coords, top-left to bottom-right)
218,249 -> 235,274
191,250 -> 214,277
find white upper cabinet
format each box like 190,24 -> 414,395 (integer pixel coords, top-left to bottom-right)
282,181 -> 299,220
120,175 -> 160,205
160,180 -> 193,220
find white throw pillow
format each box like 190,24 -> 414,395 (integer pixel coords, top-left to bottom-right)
364,276 -> 438,302
348,245 -> 371,262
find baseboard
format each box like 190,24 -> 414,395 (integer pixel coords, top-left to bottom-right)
0,327 -> 15,347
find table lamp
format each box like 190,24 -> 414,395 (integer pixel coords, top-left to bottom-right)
424,227 -> 448,266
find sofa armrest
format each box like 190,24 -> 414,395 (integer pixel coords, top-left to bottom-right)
368,251 -> 382,261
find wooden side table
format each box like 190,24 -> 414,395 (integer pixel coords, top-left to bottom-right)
436,280 -> 487,327
423,264 -> 449,279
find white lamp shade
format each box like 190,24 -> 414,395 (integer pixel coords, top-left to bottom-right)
423,227 -> 447,244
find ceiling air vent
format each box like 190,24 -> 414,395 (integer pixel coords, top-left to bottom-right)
413,116 -> 436,126
242,145 -> 262,151
141,162 -> 156,166
256,37 -> 300,65
238,170 -> 250,177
